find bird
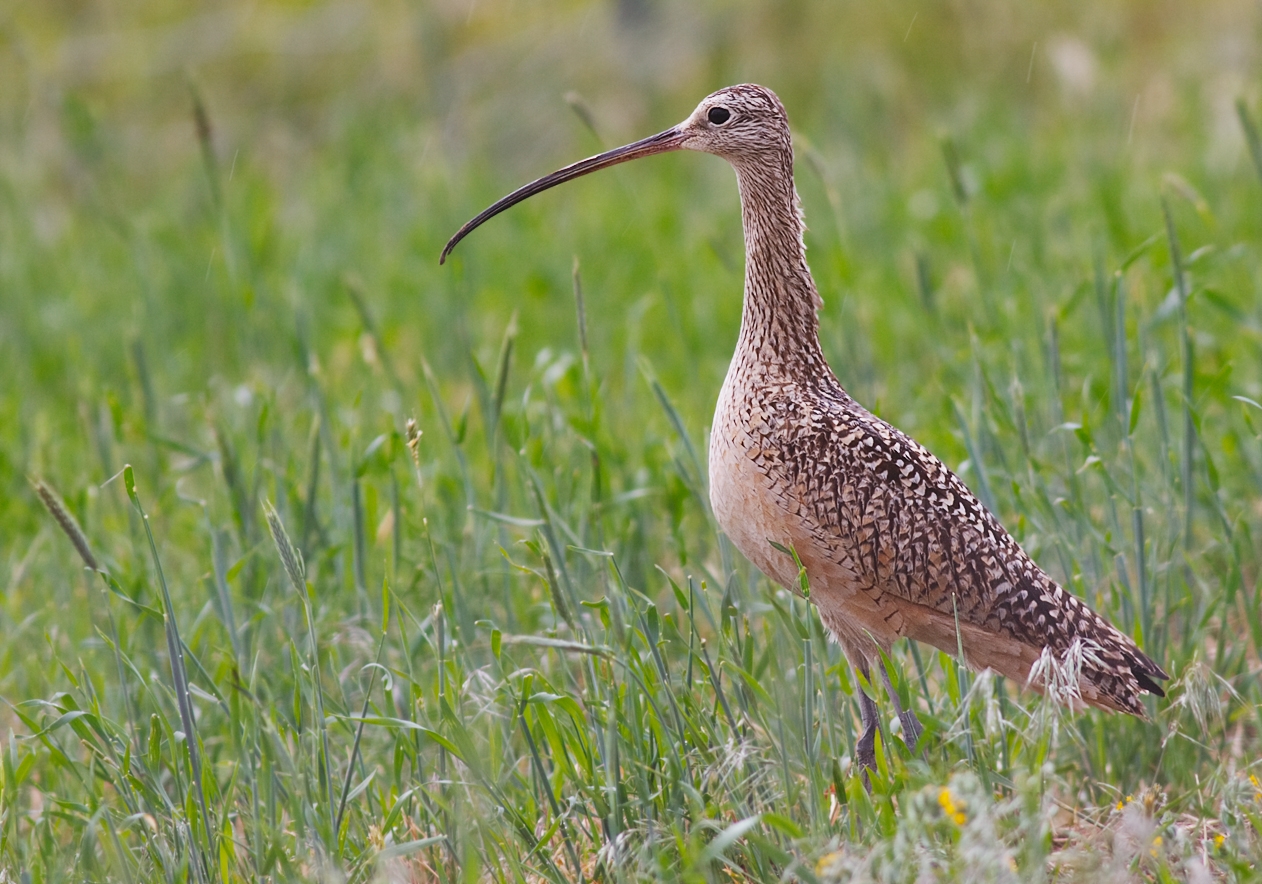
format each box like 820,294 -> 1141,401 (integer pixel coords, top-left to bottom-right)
441,84 -> 1168,771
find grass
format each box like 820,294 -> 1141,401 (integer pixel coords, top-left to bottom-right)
2,0 -> 1262,880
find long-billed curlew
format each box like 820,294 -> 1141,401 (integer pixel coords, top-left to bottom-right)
442,84 -> 1168,770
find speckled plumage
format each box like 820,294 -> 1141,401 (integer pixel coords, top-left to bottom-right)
442,84 -> 1168,738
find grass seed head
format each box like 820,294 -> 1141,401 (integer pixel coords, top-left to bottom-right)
30,477 -> 98,572
406,418 -> 422,467
263,499 -> 306,595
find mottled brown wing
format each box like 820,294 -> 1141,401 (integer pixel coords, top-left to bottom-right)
778,386 -> 1168,712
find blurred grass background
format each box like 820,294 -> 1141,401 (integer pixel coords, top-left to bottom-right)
2,0 -> 1262,881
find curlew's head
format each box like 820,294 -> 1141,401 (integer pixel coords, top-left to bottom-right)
440,84 -> 793,263
676,84 -> 793,161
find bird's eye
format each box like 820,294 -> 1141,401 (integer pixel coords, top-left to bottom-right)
707,107 -> 731,125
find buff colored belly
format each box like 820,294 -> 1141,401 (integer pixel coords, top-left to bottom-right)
709,431 -> 800,588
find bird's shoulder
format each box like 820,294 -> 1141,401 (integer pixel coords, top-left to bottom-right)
766,381 -> 996,536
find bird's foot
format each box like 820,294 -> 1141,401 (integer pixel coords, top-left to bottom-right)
856,718 -> 878,787
899,708 -> 925,759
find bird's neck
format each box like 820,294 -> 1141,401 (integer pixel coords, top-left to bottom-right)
731,156 -> 827,379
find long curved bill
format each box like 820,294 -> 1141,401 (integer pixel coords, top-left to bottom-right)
440,126 -> 687,264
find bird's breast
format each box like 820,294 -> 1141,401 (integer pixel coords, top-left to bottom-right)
709,363 -> 889,650
709,368 -> 825,590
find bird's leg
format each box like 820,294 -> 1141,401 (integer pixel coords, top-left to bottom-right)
854,663 -> 882,777
877,661 -> 925,759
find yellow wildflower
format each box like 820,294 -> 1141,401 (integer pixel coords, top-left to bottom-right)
815,851 -> 842,875
954,812 -> 966,825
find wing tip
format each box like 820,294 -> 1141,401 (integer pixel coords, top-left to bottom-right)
1133,659 -> 1169,698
